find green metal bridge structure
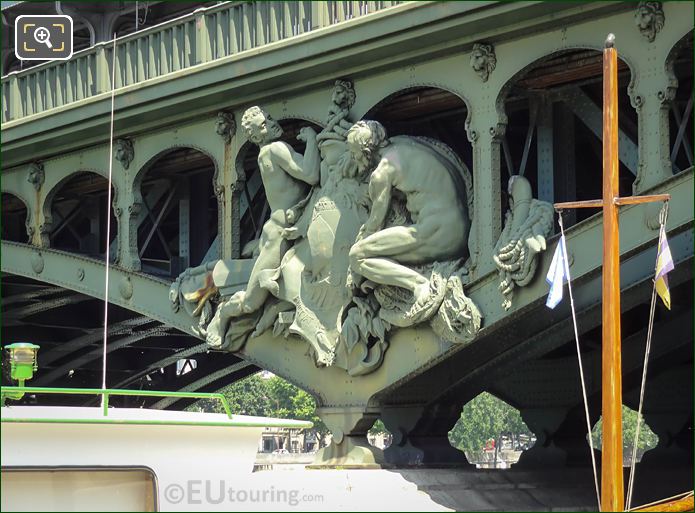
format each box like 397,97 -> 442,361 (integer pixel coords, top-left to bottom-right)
1,1 -> 692,504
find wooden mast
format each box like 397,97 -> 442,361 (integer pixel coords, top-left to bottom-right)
601,33 -> 624,513
554,34 -> 670,512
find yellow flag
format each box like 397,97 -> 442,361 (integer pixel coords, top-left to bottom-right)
655,229 -> 674,309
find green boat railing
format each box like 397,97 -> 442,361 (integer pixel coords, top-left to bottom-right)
0,386 -> 233,418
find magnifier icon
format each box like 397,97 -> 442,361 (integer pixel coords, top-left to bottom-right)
34,26 -> 53,48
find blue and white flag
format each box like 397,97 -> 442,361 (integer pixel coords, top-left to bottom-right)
546,235 -> 570,309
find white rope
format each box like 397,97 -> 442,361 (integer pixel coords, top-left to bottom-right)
625,202 -> 669,511
100,35 -> 118,405
558,212 -> 601,511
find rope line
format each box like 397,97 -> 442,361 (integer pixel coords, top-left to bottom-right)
625,201 -> 669,511
101,35 -> 118,404
557,212 -> 601,511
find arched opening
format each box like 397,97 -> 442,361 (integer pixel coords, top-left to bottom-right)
235,119 -> 322,258
48,172 -> 117,258
1,193 -> 28,243
668,33 -> 693,174
449,392 -> 534,469
137,148 -> 218,277
499,49 -> 635,228
364,87 -> 472,172
589,404 -> 658,466
368,419 -> 393,450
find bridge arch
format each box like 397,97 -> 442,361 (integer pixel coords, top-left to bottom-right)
130,146 -> 220,277
495,46 -> 636,227
363,86 -> 471,168
41,171 -> 118,257
1,192 -> 30,243
359,82 -> 471,122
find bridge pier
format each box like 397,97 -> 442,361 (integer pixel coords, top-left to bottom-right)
627,364 -> 693,468
514,407 -> 570,468
381,403 -> 471,467
310,406 -> 384,468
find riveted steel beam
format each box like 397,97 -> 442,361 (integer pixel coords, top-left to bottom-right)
671,96 -> 693,169
34,325 -> 175,386
41,315 -> 155,365
562,87 -> 638,175
111,342 -> 210,390
149,360 -> 254,410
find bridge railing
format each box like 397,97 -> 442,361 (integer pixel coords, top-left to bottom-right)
1,1 -> 401,123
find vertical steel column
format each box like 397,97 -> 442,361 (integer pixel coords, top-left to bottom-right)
536,95 -> 554,204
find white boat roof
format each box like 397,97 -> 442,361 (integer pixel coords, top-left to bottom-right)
1,405 -> 313,429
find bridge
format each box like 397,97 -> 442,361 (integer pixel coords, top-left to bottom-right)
2,1 -> 693,503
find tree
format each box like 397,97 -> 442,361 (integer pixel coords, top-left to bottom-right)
448,392 -> 532,460
369,419 -> 388,436
266,375 -> 330,448
189,372 -> 329,449
591,405 -> 658,462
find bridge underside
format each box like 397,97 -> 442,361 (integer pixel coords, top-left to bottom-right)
1,2 -> 693,506
1,274 -> 259,408
2,251 -> 692,506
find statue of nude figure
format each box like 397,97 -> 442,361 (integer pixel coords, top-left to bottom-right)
206,106 -> 320,346
347,120 -> 470,305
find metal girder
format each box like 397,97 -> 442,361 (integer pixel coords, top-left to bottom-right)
535,95 -> 554,203
490,309 -> 692,410
1,171 -> 692,410
34,325 -> 174,386
149,360 -> 254,410
374,176 -> 694,409
110,179 -> 172,261
518,98 -> 539,178
50,203 -> 82,240
178,198 -> 190,269
2,285 -> 66,305
161,363 -> 260,411
4,293 -> 92,319
562,87 -> 638,175
139,184 -> 177,259
200,235 -> 220,265
111,342 -> 210,389
40,315 -> 155,365
553,102 -> 576,226
671,96 -> 694,169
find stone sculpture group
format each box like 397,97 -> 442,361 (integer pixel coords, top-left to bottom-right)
171,79 -> 552,376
